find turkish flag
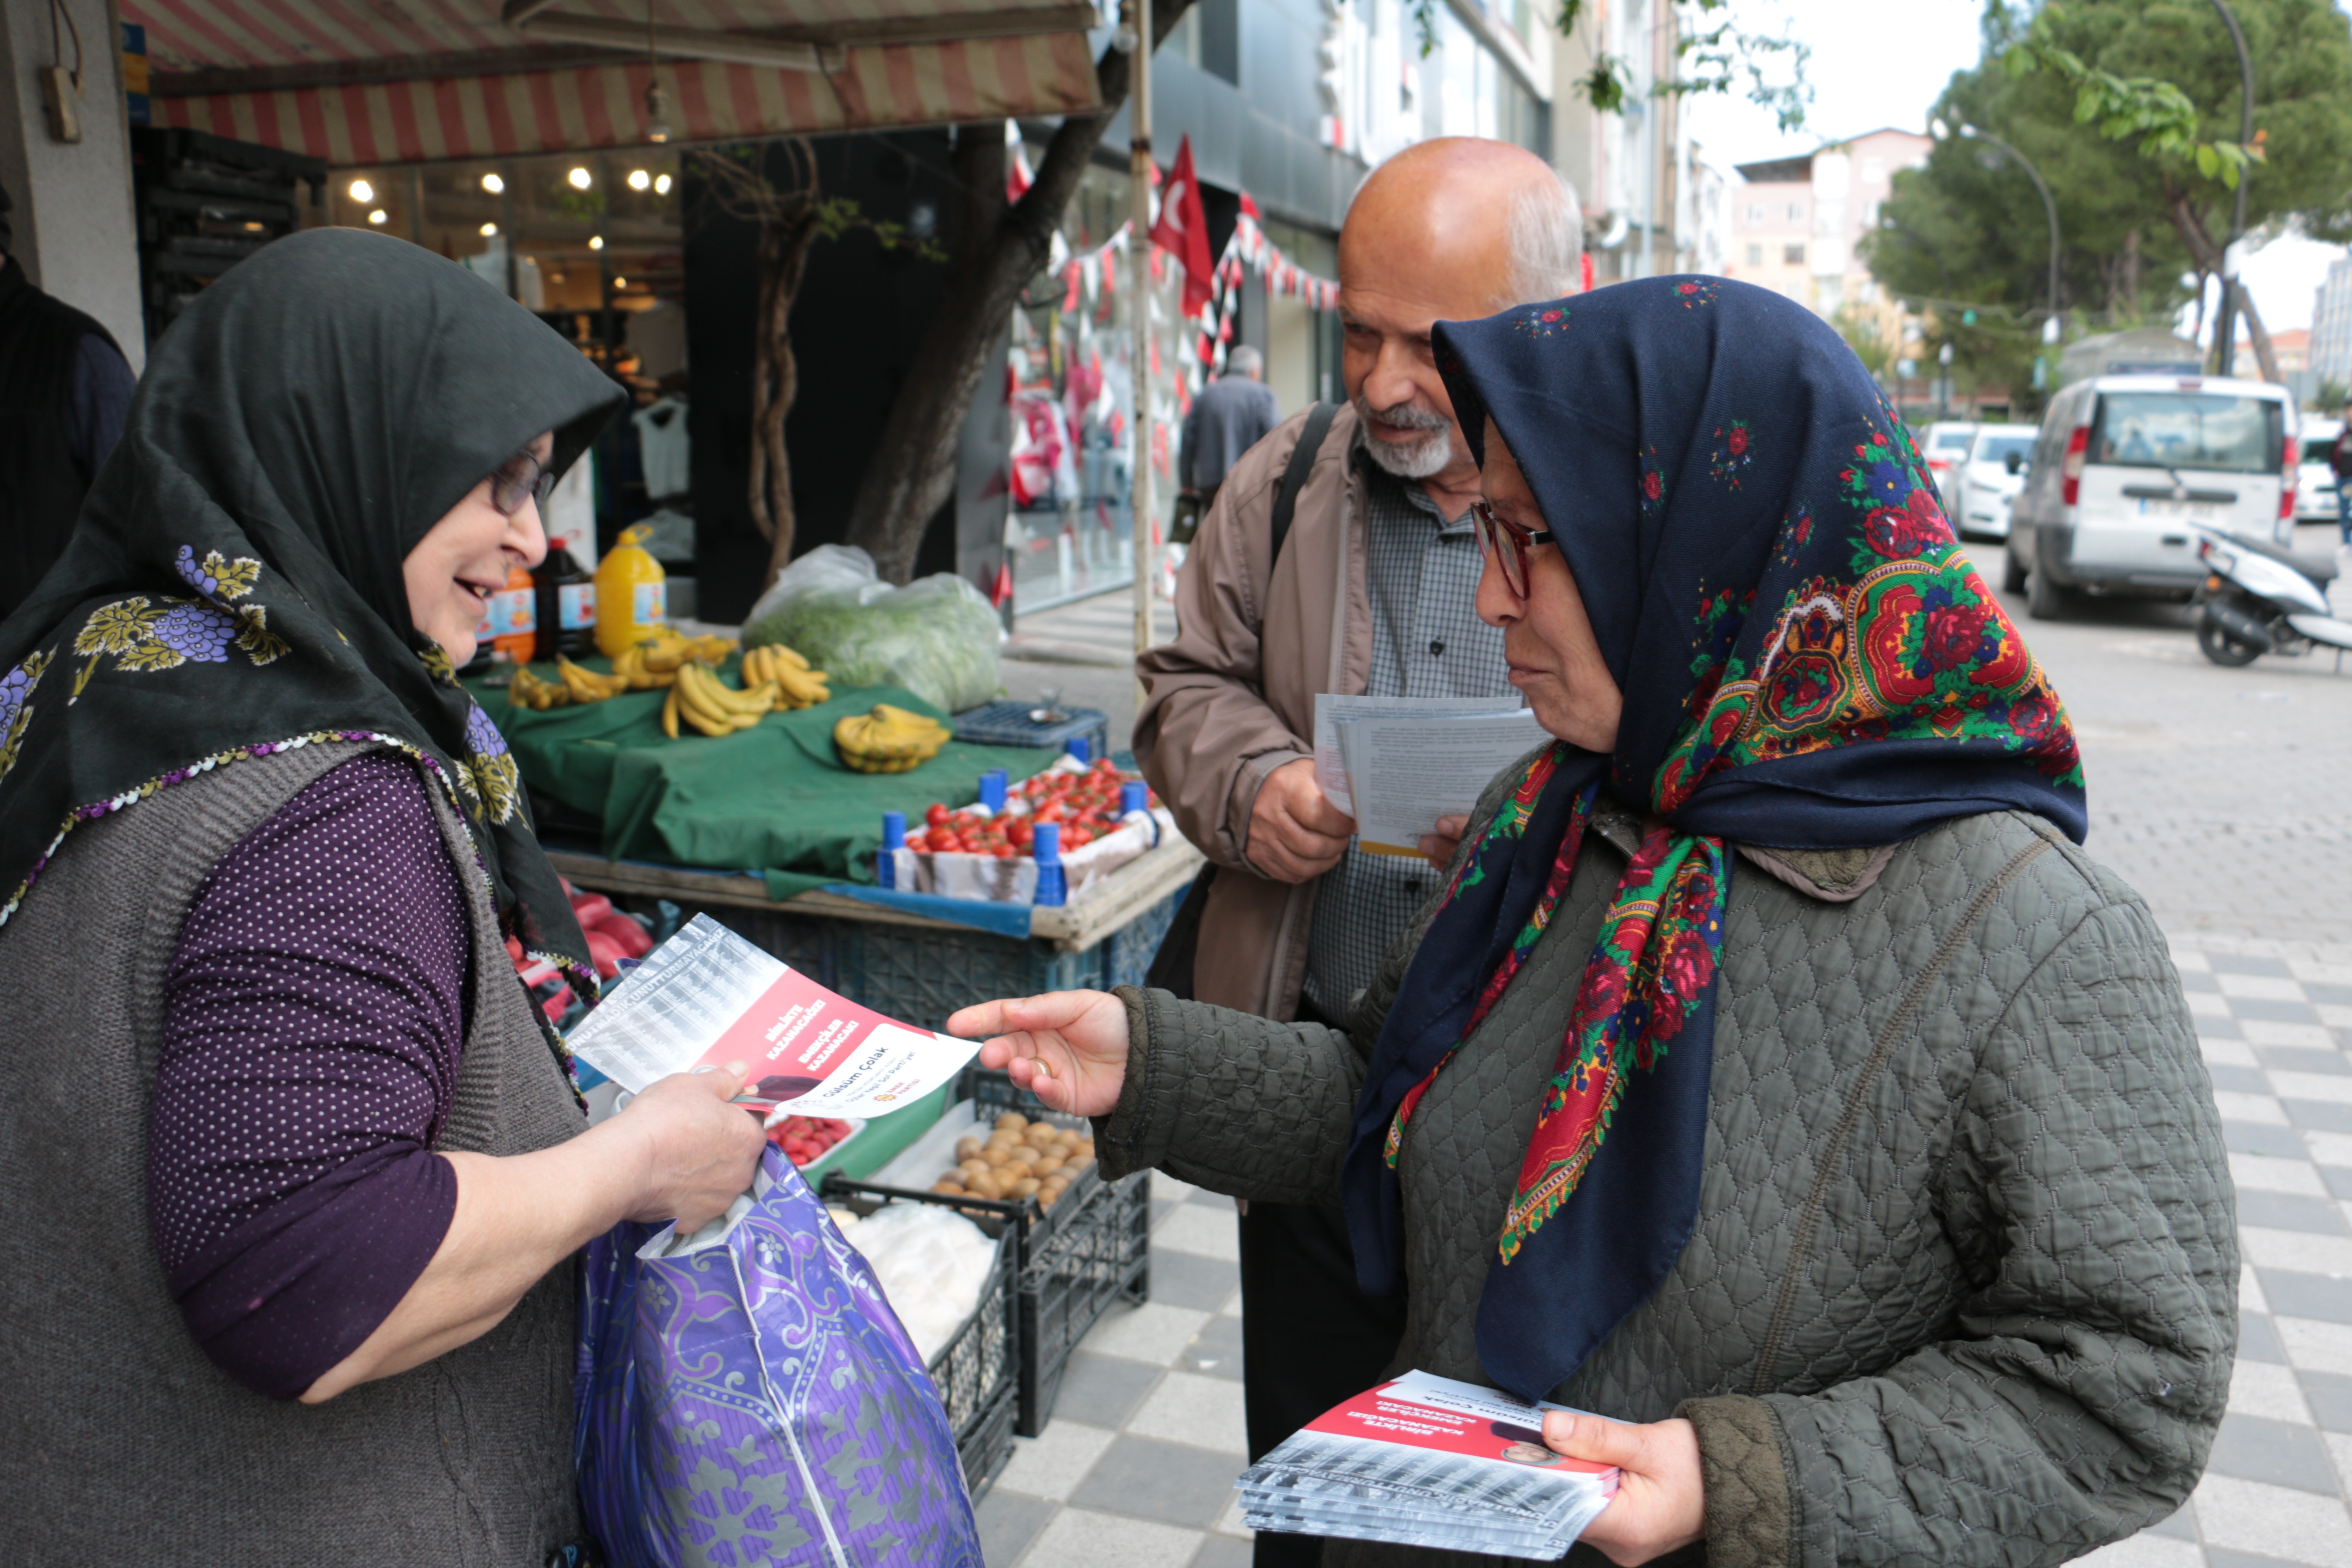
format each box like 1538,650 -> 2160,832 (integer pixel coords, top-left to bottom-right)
1148,134 -> 1216,319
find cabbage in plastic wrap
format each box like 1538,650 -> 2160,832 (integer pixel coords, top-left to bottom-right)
743,544 -> 1003,715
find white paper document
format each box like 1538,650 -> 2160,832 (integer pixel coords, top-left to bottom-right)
1330,708 -> 1545,858
564,913 -> 979,1120
1312,694 -> 1523,818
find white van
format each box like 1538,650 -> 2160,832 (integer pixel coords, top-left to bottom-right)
2003,374 -> 2297,619
1951,423 -> 2038,540
2294,418 -> 2342,524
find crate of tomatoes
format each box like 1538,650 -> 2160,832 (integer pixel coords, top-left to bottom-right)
879,755 -> 1175,906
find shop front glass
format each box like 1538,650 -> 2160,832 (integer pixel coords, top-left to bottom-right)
1007,165 -> 1198,615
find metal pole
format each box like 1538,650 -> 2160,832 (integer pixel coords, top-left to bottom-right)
1966,126 -> 2061,334
2207,0 -> 2255,375
1127,0 -> 1155,681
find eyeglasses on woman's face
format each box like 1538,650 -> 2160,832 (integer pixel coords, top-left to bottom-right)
1471,499 -> 1555,599
488,448 -> 555,517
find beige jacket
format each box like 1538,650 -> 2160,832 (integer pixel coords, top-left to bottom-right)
1135,403 -> 1376,1020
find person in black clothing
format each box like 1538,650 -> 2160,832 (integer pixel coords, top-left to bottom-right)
0,180 -> 139,617
1172,345 -> 1279,544
2330,400 -> 2352,548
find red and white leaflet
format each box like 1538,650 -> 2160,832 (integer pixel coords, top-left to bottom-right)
1304,1371 -> 1617,1482
564,913 -> 977,1118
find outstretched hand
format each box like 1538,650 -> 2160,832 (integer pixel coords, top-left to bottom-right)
1542,1411 -> 1705,1566
947,990 -> 1131,1118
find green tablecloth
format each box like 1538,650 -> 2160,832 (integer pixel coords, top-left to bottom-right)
472,662 -> 1044,897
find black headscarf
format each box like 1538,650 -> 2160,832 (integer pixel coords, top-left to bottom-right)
0,227 -> 624,987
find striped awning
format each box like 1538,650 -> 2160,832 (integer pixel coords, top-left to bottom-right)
127,1 -> 1103,165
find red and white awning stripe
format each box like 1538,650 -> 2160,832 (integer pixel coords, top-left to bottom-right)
127,0 -> 1102,163
151,43 -> 1097,162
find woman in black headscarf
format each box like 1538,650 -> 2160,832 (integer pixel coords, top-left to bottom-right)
952,278 -> 2233,1566
0,229 -> 763,1562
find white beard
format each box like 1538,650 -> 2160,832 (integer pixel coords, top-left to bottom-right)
1352,395 -> 1453,480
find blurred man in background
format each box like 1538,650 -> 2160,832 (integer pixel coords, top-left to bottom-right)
1173,344 -> 1280,544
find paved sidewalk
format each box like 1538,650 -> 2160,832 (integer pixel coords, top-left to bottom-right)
977,929 -> 2352,1567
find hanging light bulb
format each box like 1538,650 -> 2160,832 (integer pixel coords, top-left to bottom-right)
643,3 -> 671,144
567,166 -> 593,190
654,172 -> 673,196
481,171 -> 505,194
644,79 -> 673,144
367,208 -> 387,226
480,221 -> 499,237
614,277 -> 628,290
348,178 -> 374,204
628,168 -> 651,192
588,235 -> 605,251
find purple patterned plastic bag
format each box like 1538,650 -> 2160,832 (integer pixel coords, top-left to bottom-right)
576,1146 -> 983,1567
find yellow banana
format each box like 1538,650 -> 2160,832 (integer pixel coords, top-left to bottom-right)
660,686 -> 680,738
776,668 -> 830,708
673,668 -> 737,732
686,665 -> 774,716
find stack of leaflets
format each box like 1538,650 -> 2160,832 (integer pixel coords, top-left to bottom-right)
1236,1371 -> 1618,1559
564,913 -> 980,1119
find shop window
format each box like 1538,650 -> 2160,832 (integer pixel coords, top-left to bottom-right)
1783,242 -> 1805,266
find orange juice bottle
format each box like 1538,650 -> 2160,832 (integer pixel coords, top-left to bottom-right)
594,524 -> 667,658
488,563 -> 537,662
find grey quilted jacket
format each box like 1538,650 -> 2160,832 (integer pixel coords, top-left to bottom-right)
1098,776 -> 2236,1568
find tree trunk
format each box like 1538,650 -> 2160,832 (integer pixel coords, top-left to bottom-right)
842,2 -> 1197,584
2164,187 -> 2281,383
750,206 -> 822,587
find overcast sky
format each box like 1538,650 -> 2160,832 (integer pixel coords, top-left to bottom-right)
1679,0 -> 2343,332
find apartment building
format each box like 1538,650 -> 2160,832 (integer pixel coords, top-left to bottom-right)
1727,128 -> 1930,320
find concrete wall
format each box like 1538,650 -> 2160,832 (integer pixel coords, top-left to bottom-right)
0,0 -> 144,368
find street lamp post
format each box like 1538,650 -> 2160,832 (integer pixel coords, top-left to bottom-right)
1935,118 -> 2062,337
2205,0 -> 2255,376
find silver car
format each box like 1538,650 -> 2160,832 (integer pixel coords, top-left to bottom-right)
1950,424 -> 2038,541
2295,418 -> 2342,525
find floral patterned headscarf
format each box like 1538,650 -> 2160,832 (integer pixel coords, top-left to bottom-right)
0,228 -> 623,989
1341,276 -> 2084,1404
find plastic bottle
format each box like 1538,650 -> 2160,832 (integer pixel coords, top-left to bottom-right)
978,769 -> 1008,814
1031,822 -> 1066,906
1119,778 -> 1160,847
594,523 -> 667,658
488,563 -> 537,663
533,545 -> 597,662
1066,736 -> 1093,765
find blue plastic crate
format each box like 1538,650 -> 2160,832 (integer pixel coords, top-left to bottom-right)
950,701 -> 1110,761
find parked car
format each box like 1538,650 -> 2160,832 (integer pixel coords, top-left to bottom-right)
1919,420 -> 1980,515
2294,417 -> 2343,525
1950,423 -> 2039,540
2004,374 -> 2298,619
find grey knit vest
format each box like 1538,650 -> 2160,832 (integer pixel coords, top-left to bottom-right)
0,741 -> 587,1565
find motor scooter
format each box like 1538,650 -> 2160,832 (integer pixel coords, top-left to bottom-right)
2188,524 -> 2352,669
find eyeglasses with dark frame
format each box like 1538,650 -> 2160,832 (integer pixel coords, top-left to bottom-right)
1470,499 -> 1555,598
487,449 -> 556,518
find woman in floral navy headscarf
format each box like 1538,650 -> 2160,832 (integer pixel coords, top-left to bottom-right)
953,277 -> 2233,1567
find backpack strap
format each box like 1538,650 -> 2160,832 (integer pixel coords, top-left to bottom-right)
1268,401 -> 1339,571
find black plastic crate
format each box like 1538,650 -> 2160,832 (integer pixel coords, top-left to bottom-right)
966,1069 -> 1153,1437
950,700 -> 1110,760
820,1179 -> 1021,1503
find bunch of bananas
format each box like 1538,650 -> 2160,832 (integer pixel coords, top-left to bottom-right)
741,643 -> 831,709
834,704 -> 950,773
558,657 -> 630,703
665,662 -> 781,739
507,665 -> 573,710
614,629 -> 737,689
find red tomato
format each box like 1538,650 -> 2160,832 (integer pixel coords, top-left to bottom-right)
1034,802 -> 1064,824
1064,826 -> 1093,849
925,803 -> 951,829
1007,819 -> 1035,849
926,827 -> 960,853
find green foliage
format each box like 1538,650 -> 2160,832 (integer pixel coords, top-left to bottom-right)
1833,306 -> 1896,379
2003,9 -> 2263,189
2317,378 -> 2350,411
1409,0 -> 1810,130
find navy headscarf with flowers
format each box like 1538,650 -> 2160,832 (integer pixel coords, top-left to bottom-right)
1340,276 -> 2084,1403
0,228 -> 623,992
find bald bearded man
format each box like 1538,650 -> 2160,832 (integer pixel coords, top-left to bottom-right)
1134,138 -> 1582,1565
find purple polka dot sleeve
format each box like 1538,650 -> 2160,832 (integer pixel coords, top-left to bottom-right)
151,753 -> 473,1400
